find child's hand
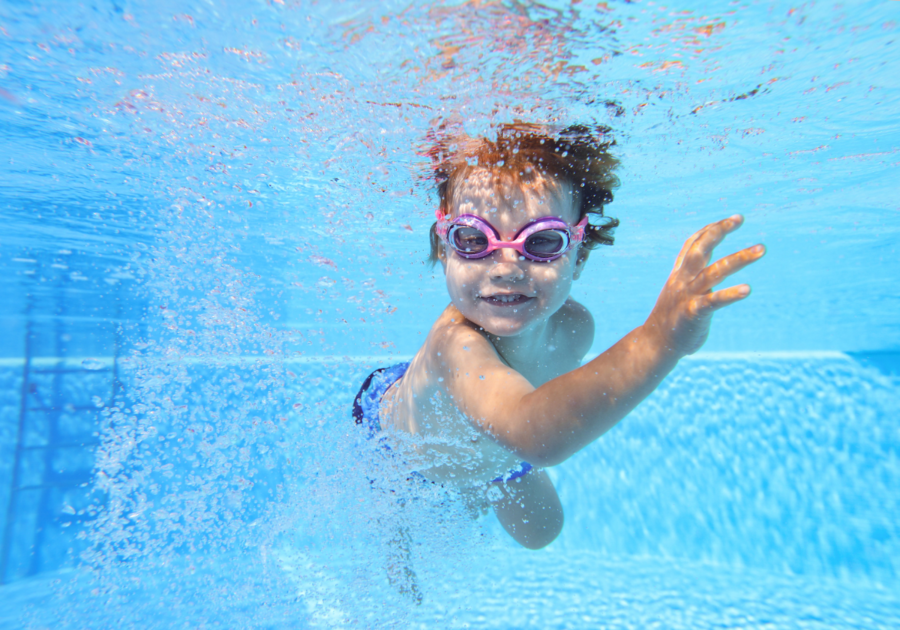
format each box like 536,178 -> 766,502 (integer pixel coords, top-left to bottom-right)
645,215 -> 765,357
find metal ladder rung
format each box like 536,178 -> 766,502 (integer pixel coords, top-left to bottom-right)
30,367 -> 113,375
27,405 -> 99,413
13,478 -> 94,493
19,441 -> 100,451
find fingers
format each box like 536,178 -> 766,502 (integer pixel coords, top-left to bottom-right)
690,283 -> 752,317
676,215 -> 744,275
672,230 -> 703,272
691,244 -> 766,292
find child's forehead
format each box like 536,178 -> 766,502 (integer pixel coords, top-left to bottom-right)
449,167 -> 574,214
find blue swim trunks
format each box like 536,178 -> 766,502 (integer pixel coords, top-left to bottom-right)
352,362 -> 532,483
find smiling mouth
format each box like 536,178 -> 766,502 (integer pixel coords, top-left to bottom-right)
481,294 -> 533,306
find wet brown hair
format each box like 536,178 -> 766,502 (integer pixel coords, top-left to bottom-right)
426,122 -> 620,266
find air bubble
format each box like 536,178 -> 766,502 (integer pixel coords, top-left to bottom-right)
82,358 -> 105,371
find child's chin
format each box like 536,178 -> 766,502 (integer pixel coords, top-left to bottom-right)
478,317 -> 536,337
454,303 -> 541,337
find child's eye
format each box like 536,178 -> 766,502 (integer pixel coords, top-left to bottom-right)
453,227 -> 489,253
525,231 -> 565,255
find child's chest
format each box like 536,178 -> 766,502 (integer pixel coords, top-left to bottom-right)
500,330 -> 583,388
510,354 -> 577,389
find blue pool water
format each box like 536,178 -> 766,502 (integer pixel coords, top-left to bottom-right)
1,0 -> 899,628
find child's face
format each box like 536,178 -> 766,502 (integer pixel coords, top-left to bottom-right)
441,169 -> 584,338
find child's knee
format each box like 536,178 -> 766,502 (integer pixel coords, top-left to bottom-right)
518,517 -> 563,550
494,497 -> 564,550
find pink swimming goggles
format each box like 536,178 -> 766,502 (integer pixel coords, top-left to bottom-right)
435,210 -> 588,263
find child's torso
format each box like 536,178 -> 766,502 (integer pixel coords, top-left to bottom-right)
380,303 -> 587,485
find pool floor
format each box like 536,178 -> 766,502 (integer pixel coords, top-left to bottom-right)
4,549 -> 898,629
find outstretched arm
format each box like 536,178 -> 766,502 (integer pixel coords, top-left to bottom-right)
443,215 -> 765,467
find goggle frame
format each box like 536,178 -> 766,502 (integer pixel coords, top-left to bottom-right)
435,211 -> 588,262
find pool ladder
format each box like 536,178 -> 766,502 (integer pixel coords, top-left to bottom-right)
0,317 -> 122,584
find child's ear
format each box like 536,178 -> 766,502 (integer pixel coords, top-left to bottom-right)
573,246 -> 590,280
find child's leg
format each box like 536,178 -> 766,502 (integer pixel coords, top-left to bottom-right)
490,469 -> 563,549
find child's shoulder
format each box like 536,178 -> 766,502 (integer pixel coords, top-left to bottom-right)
423,306 -> 496,364
550,297 -> 595,363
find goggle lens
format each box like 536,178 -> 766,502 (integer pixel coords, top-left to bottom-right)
450,226 -> 490,254
524,230 -> 567,258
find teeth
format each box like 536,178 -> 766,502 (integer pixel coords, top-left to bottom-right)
491,295 -> 519,302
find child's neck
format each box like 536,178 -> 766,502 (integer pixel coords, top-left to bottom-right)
488,318 -> 554,371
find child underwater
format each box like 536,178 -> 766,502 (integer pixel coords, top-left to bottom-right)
353,123 -> 765,550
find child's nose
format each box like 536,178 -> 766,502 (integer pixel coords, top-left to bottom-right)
490,247 -> 525,280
